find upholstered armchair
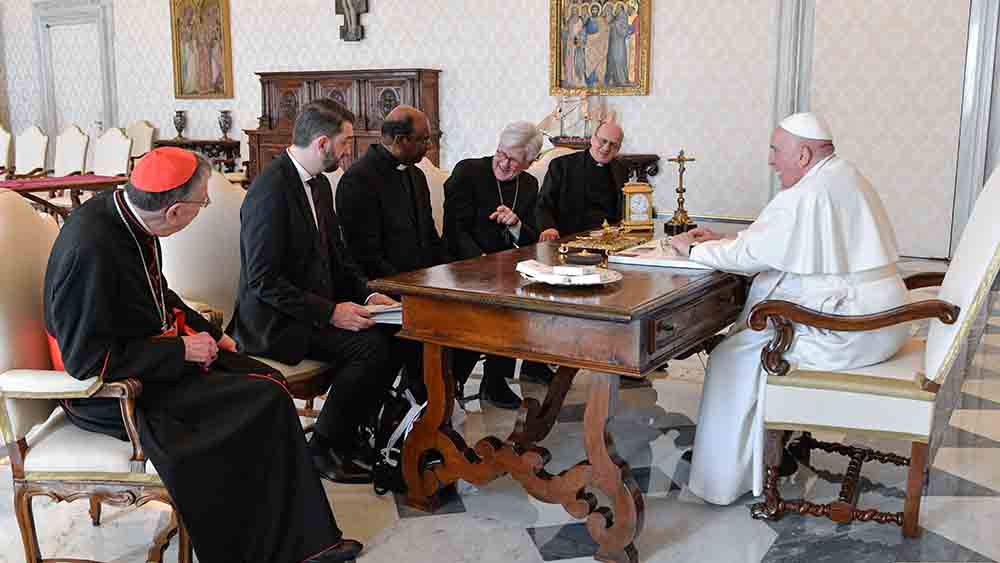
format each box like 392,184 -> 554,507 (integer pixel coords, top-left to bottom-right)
12,126 -> 49,179
0,190 -> 191,562
0,124 -> 12,177
525,146 -> 578,186
747,173 -> 1000,537
125,120 -> 155,171
159,172 -> 338,430
415,156 -> 449,236
90,128 -> 133,177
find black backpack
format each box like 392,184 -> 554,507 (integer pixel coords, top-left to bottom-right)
371,385 -> 424,495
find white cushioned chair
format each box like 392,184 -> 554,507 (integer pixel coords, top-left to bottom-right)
159,172 -> 338,428
90,128 -> 132,177
415,156 -> 449,236
746,172 -> 1000,537
125,120 -> 156,170
0,124 -> 13,177
12,126 -> 48,179
0,189 -> 191,562
525,146 -> 578,187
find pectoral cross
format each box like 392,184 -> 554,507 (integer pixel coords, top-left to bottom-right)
665,149 -> 698,235
335,0 -> 368,42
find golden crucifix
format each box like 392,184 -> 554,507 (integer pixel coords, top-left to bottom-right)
665,149 -> 698,235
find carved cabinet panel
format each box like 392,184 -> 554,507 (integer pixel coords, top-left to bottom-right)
246,69 -> 441,183
364,78 -> 413,131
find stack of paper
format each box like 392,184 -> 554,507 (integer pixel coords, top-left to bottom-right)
608,239 -> 713,270
516,260 -> 603,285
365,303 -> 402,325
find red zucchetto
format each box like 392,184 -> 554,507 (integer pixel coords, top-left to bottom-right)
130,147 -> 198,192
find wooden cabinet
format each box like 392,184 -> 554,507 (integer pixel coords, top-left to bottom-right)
246,69 -> 441,182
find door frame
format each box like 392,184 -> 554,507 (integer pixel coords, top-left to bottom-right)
32,0 -> 118,142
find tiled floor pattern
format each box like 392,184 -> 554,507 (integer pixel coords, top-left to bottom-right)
1,276 -> 997,563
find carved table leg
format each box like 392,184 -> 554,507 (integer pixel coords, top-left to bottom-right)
583,374 -> 643,563
508,366 -> 579,447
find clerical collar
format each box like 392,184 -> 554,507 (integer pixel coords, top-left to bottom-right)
796,153 -> 836,186
122,191 -> 154,236
375,143 -> 408,171
585,150 -> 608,168
287,148 -> 316,184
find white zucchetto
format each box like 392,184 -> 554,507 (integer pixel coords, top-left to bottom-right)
778,112 -> 834,141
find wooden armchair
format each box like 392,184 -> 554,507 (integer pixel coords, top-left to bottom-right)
0,190 -> 191,562
42,125 -> 89,210
11,126 -> 48,179
125,120 -> 155,172
747,172 -> 1000,538
159,172 -> 338,429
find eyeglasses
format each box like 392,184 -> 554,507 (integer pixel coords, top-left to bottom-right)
177,195 -> 211,209
593,136 -> 622,151
495,149 -> 530,170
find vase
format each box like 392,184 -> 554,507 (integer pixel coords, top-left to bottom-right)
218,110 -> 233,140
173,110 -> 187,139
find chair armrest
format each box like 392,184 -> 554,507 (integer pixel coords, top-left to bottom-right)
94,378 -> 147,470
0,369 -> 103,399
903,272 -> 946,290
748,299 -> 960,376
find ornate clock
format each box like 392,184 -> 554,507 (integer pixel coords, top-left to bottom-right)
621,180 -> 654,231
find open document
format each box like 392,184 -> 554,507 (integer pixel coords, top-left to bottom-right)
608,239 -> 714,270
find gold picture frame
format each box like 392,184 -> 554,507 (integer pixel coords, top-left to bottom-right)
169,0 -> 235,99
550,0 -> 652,96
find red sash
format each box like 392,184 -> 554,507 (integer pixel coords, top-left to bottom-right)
46,308 -> 191,372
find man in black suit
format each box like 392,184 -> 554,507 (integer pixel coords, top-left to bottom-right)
443,121 -> 544,408
229,99 -> 399,484
537,121 -> 628,241
336,105 -> 451,399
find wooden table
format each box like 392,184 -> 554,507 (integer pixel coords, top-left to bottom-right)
0,175 -> 128,217
370,241 -> 747,563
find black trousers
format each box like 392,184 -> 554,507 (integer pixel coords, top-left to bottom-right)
452,351 -> 516,388
307,325 -> 396,450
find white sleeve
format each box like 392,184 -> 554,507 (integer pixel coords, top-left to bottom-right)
689,236 -> 771,274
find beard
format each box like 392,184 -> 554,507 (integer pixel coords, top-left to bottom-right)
322,146 -> 341,173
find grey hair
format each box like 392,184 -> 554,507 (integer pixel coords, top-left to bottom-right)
498,121 -> 544,162
125,153 -> 212,211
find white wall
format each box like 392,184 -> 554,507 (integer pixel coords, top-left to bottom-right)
811,1 -> 969,259
2,0 -> 777,220
0,0 -> 972,257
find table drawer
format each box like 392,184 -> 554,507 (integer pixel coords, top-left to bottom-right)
645,278 -> 745,359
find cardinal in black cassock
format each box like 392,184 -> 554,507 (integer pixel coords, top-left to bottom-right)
43,148 -> 362,563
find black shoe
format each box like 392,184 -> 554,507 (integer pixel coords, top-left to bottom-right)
519,361 -> 555,385
681,449 -> 693,463
304,539 -> 364,562
480,381 -> 523,410
312,448 -> 373,484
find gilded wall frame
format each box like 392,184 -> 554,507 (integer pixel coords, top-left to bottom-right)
169,0 -> 234,99
550,0 -> 652,96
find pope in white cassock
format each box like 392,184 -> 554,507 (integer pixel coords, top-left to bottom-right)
668,112 -> 910,505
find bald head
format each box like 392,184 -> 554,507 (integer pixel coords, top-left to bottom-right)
768,127 -> 835,189
590,121 -> 624,164
381,105 -> 431,164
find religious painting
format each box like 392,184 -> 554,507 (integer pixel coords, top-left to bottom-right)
169,0 -> 234,99
550,0 -> 652,96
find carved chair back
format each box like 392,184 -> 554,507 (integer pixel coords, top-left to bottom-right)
160,171 -> 245,326
926,171 -> 1000,382
52,125 -> 89,177
125,120 -> 156,159
91,128 -> 133,177
14,126 -> 48,176
415,156 -> 449,236
0,190 -> 61,450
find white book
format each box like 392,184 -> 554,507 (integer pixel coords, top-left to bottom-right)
608,240 -> 714,270
365,303 -> 403,325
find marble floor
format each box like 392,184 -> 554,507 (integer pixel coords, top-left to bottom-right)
2,268 -> 998,563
